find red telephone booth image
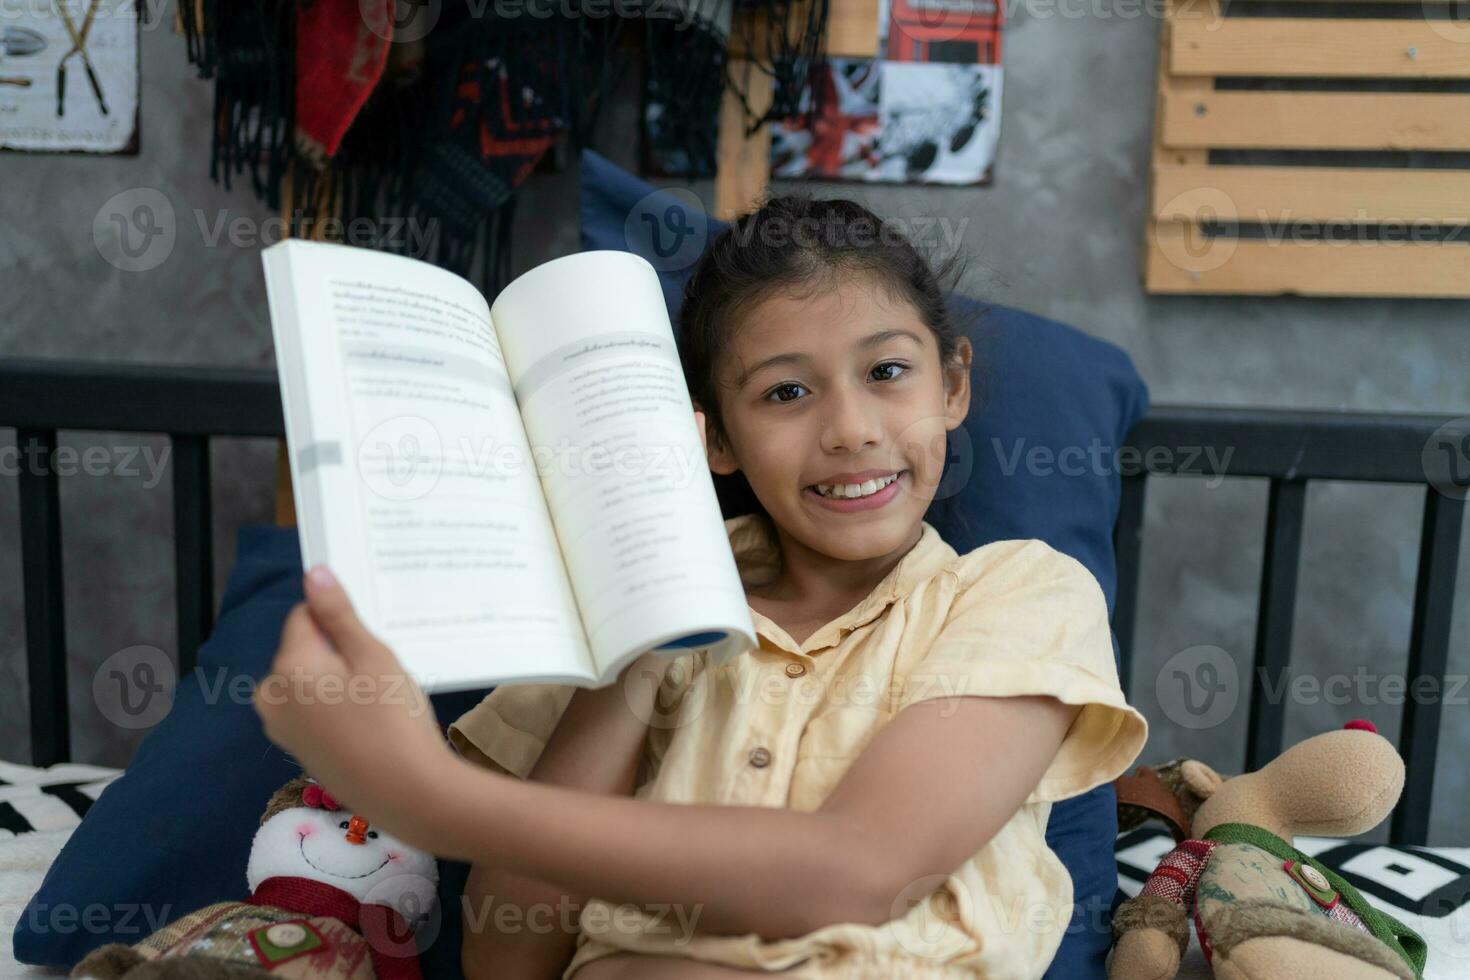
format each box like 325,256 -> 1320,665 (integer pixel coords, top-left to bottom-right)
883,0 -> 1003,65
771,0 -> 1005,184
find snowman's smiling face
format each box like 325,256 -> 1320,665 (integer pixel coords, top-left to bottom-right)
296,815 -> 392,880
246,804 -> 438,923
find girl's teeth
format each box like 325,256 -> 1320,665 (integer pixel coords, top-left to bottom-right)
815,474 -> 898,499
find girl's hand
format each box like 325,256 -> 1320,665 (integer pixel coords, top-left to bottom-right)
253,566 -> 457,844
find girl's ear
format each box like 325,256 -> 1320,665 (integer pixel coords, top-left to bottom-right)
694,402 -> 740,476
942,336 -> 973,431
707,444 -> 740,477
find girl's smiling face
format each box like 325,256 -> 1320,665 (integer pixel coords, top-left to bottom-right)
704,272 -> 972,562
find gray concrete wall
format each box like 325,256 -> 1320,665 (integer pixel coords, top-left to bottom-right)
2,10 -> 1467,842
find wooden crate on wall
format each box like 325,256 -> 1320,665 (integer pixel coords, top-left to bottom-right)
1144,0 -> 1470,298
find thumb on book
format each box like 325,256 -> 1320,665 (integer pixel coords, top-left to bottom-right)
303,565 -> 381,662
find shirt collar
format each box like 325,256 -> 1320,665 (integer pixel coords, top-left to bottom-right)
725,513 -> 957,653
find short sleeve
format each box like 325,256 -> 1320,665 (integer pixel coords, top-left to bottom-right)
896,540 -> 1148,804
643,652 -> 704,772
446,682 -> 577,780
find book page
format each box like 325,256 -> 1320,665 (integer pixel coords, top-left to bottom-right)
262,241 -> 596,692
489,251 -> 756,683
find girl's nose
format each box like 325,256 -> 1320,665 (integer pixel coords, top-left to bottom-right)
345,814 -> 370,845
820,385 -> 882,454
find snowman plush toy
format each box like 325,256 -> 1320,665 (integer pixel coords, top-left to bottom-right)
71,773 -> 439,979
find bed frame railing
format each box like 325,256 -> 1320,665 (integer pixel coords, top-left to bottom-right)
1,360 -> 1463,845
0,361 -> 284,769
1114,407 -> 1465,845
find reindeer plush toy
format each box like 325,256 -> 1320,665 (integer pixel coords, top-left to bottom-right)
1110,721 -> 1427,980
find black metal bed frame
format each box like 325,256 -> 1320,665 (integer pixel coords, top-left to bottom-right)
1,359 -> 1463,845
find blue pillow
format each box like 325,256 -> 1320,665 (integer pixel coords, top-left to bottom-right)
581,147 -> 1148,979
12,525 -> 482,977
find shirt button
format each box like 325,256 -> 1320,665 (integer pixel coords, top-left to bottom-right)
748,747 -> 772,768
785,662 -> 807,678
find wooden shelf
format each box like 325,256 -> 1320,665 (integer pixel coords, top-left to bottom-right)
1143,0 -> 1470,297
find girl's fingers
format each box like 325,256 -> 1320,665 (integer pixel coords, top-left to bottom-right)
278,602 -> 326,655
303,565 -> 380,661
270,604 -> 339,683
260,604 -> 334,707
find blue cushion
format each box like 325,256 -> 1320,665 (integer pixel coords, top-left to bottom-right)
581,147 -> 1148,979
12,525 -> 481,976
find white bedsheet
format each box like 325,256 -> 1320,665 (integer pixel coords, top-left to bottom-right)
2,828 -> 77,979
1,761 -> 122,980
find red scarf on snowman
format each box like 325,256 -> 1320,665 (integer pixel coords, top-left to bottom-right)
245,876 -> 421,980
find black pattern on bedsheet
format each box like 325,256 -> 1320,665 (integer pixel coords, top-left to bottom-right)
0,760 -> 122,837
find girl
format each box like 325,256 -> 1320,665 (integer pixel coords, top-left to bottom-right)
255,195 -> 1148,979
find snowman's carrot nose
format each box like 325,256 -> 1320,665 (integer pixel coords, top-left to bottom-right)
345,814 -> 370,845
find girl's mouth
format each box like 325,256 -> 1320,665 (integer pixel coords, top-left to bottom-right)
803,470 -> 906,513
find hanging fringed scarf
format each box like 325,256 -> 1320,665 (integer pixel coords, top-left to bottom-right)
641,0 -> 729,177
174,0 -> 213,75
380,8 -> 576,293
641,0 -> 828,177
176,0 -> 628,295
730,0 -> 830,130
178,0 -> 295,208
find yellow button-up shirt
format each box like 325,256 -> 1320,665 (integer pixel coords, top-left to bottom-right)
448,514 -> 1148,979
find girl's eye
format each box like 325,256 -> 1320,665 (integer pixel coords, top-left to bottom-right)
765,382 -> 807,403
764,362 -> 908,403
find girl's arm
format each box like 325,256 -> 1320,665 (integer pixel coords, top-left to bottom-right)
435,693 -> 1078,939
255,572 -> 1079,940
461,654 -> 670,980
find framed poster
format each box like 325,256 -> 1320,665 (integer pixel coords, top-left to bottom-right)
770,0 -> 1002,185
0,0 -> 140,153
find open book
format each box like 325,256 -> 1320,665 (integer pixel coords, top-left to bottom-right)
261,240 -> 757,694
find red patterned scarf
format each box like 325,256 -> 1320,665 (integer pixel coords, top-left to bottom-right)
247,875 -> 422,980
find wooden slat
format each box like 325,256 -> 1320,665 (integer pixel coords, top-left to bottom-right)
1162,91 -> 1470,151
821,0 -> 879,57
715,60 -> 775,220
730,0 -> 880,60
1146,224 -> 1470,295
275,441 -> 297,527
1153,165 -> 1470,223
1141,0 -> 1215,278
1152,0 -> 1213,171
1172,20 -> 1470,78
